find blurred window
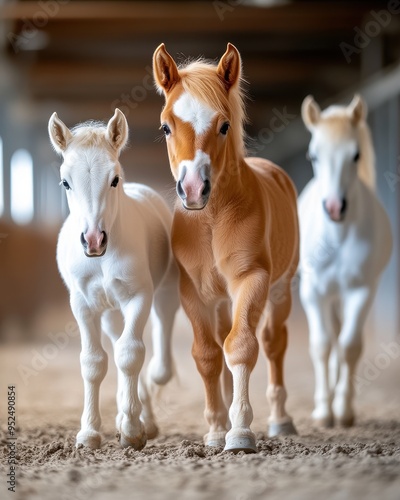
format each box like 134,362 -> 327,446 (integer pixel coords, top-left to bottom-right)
10,149 -> 34,225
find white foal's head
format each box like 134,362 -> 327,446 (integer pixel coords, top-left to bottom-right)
49,109 -> 128,257
302,95 -> 366,222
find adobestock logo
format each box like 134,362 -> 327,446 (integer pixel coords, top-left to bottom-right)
340,3 -> 400,63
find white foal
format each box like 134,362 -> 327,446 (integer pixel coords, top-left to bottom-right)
48,109 -> 179,449
299,95 -> 392,427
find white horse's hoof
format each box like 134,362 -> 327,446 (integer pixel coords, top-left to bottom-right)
118,431 -> 147,450
268,420 -> 297,437
204,430 -> 226,447
224,430 -> 257,454
313,415 -> 334,428
336,415 -> 355,428
76,430 -> 102,449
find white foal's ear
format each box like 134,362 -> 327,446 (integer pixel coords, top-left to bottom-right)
301,95 -> 321,131
153,43 -> 180,94
48,112 -> 73,155
106,108 -> 128,152
217,43 -> 241,91
348,94 -> 366,126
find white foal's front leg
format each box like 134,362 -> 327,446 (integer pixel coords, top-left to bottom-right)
71,295 -> 107,449
334,286 -> 374,426
147,272 -> 179,389
114,291 -> 153,449
301,286 -> 338,427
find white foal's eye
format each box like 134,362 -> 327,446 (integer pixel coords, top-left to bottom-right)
353,151 -> 360,162
60,179 -> 71,190
111,175 -> 120,188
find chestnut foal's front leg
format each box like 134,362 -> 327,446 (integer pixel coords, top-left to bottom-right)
180,271 -> 229,447
261,276 -> 297,437
224,268 -> 270,453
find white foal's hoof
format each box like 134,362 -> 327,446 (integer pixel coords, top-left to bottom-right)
224,430 -> 257,454
76,430 -> 102,449
144,421 -> 159,440
204,430 -> 226,447
118,431 -> 147,450
268,420 -> 298,437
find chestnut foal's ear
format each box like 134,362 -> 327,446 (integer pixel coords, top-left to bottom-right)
301,95 -> 321,131
217,43 -> 241,91
48,112 -> 73,155
106,108 -> 128,152
348,94 -> 366,126
153,43 -> 180,94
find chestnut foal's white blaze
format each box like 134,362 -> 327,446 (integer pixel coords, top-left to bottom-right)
49,109 -> 179,449
299,95 -> 392,427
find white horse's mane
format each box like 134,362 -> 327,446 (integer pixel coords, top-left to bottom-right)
321,105 -> 376,191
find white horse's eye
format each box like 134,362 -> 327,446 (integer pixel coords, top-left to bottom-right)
353,151 -> 360,162
111,176 -> 119,188
60,179 -> 71,190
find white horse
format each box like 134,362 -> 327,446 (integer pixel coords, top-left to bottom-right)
299,95 -> 392,427
48,109 -> 179,449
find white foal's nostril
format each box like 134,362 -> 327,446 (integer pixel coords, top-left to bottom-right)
81,230 -> 108,257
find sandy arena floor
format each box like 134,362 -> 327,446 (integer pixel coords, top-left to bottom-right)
1,304 -> 399,500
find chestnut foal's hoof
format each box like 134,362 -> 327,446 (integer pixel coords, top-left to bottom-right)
224,430 -> 257,454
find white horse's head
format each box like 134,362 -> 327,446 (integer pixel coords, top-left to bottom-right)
49,109 -> 128,257
302,94 -> 372,222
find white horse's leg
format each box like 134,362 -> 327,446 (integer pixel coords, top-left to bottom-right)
334,286 -> 374,426
301,287 -> 337,427
71,295 -> 107,449
147,267 -> 180,389
114,290 -> 153,450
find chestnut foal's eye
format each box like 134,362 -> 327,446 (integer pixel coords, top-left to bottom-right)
111,176 -> 120,188
353,151 -> 360,162
161,124 -> 171,136
60,179 -> 71,190
220,122 -> 230,135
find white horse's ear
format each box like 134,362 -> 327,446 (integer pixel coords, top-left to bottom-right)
106,108 -> 128,152
48,112 -> 73,155
301,95 -> 321,131
153,43 -> 180,94
217,43 -> 241,91
348,94 -> 366,126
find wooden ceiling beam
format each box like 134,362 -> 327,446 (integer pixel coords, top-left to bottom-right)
1,1 -> 375,35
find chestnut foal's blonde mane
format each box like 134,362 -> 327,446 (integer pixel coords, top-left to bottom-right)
178,59 -> 247,157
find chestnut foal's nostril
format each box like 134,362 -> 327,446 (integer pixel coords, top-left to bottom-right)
176,180 -> 186,199
202,179 -> 211,198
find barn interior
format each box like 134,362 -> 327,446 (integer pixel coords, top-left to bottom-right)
0,0 -> 399,340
